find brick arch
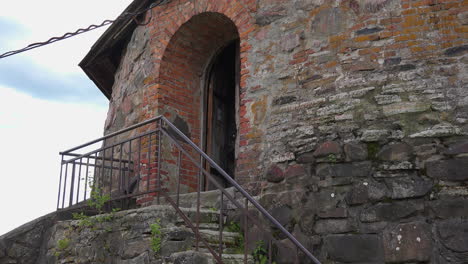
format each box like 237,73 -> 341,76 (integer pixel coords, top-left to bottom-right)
140,1 -> 257,192
151,11 -> 244,193
148,0 -> 256,83
157,12 -> 240,140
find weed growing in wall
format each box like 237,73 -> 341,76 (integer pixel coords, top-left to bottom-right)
252,240 -> 276,264
226,221 -> 244,254
54,238 -> 70,257
150,219 -> 162,253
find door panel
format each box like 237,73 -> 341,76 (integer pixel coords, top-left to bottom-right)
205,41 -> 238,190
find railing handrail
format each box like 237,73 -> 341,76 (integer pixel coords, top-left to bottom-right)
60,115 -> 163,155
159,116 -> 320,264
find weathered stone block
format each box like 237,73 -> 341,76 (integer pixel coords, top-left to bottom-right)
437,219 -> 468,253
284,164 -> 307,179
314,219 -> 355,234
385,176 -> 433,199
383,221 -> 432,263
429,198 -> 468,219
310,7 -> 352,38
317,208 -> 348,219
383,102 -> 430,116
426,158 -> 468,181
346,185 -> 368,205
356,27 -> 383,35
360,201 -> 423,223
272,96 -> 297,106
313,141 -> 342,157
266,164 -> 284,183
294,0 -> 324,11
255,0 -> 288,25
343,142 -> 368,161
374,94 -> 402,105
324,234 -> 384,262
296,152 -> 315,164
270,205 -> 293,228
377,143 -> 413,161
316,162 -> 372,178
361,129 -> 389,142
280,32 -> 300,52
444,45 -> 468,56
410,124 -> 463,138
444,141 -> 468,155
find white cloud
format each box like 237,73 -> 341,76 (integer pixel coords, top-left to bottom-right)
0,0 -> 134,235
1,0 -> 134,74
0,86 -> 108,235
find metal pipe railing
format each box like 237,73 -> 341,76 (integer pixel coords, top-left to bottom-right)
57,115 -> 320,264
160,116 -> 320,264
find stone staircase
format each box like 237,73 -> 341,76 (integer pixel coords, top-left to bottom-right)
156,188 -> 254,263
44,189 -> 256,263
163,207 -> 253,264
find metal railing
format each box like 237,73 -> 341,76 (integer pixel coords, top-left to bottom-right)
57,116 -> 320,264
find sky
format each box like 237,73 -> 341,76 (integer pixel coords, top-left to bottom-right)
0,0 -> 134,236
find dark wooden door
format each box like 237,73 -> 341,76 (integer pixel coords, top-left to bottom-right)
205,41 -> 238,190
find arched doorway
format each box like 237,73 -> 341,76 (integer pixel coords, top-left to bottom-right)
158,12 -> 240,192
204,40 -> 239,190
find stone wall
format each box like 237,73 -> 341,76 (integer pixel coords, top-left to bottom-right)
100,0 -> 468,262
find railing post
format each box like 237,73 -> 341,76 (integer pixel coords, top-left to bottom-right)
147,133 -> 152,194
137,136 -> 142,196
100,148 -> 105,197
76,158 -> 82,204
244,198 -> 248,264
69,162 -> 76,207
57,155 -> 64,210
269,240 -> 272,264
196,156 -> 202,251
110,146 -> 114,198
157,119 -> 162,204
119,143 -> 124,196
219,191 -> 224,259
176,150 -> 181,207
62,163 -> 68,209
127,139 -> 132,196
84,156 -> 90,201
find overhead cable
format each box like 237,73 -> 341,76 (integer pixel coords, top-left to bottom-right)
0,0 -> 168,59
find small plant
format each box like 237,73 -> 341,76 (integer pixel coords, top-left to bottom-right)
327,154 -> 337,162
57,238 -> 70,251
150,219 -> 162,253
54,238 -> 71,257
226,221 -> 241,233
252,240 -> 276,264
72,212 -> 94,227
87,187 -> 111,212
226,221 -> 244,254
72,205 -> 119,228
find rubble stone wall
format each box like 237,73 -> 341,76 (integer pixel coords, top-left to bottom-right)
102,0 -> 468,262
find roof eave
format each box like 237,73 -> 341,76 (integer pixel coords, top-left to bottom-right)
79,0 -> 152,99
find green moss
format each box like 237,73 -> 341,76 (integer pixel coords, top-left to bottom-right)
57,238 -> 70,251
367,142 -> 380,160
327,154 -> 337,162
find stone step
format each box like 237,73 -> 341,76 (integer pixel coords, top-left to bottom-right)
198,229 -> 242,246
176,207 -> 224,225
164,226 -> 243,247
196,245 -> 245,255
155,187 -> 236,209
168,250 -> 254,264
